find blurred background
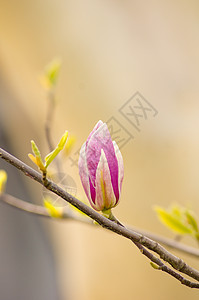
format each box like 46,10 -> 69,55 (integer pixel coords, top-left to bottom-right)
1,0 -> 199,299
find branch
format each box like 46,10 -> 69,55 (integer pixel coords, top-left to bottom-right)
1,147 -> 199,288
110,213 -> 199,288
130,239 -> 199,288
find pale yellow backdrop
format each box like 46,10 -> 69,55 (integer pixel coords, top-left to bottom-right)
0,1 -> 199,299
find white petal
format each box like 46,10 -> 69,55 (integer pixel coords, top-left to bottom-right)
113,141 -> 124,194
95,149 -> 117,210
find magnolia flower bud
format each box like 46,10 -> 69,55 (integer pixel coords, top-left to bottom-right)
78,120 -> 124,211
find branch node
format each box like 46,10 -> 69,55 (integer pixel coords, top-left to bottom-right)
42,171 -> 50,188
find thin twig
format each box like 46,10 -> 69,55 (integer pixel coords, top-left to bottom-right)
0,193 -> 92,225
0,193 -> 50,217
1,192 -> 199,259
45,90 -> 55,152
1,147 -> 199,287
44,90 -> 63,180
129,226 -> 199,258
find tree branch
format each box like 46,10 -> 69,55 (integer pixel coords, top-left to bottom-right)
109,213 -> 199,288
1,147 -> 199,287
130,239 -> 199,288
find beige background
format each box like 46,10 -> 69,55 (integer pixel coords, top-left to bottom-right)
1,0 -> 199,299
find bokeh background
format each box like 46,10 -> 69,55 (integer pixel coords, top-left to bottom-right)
1,0 -> 199,299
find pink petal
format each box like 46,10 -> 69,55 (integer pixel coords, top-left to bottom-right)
86,120 -> 103,147
86,122 -> 119,200
78,142 -> 91,202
